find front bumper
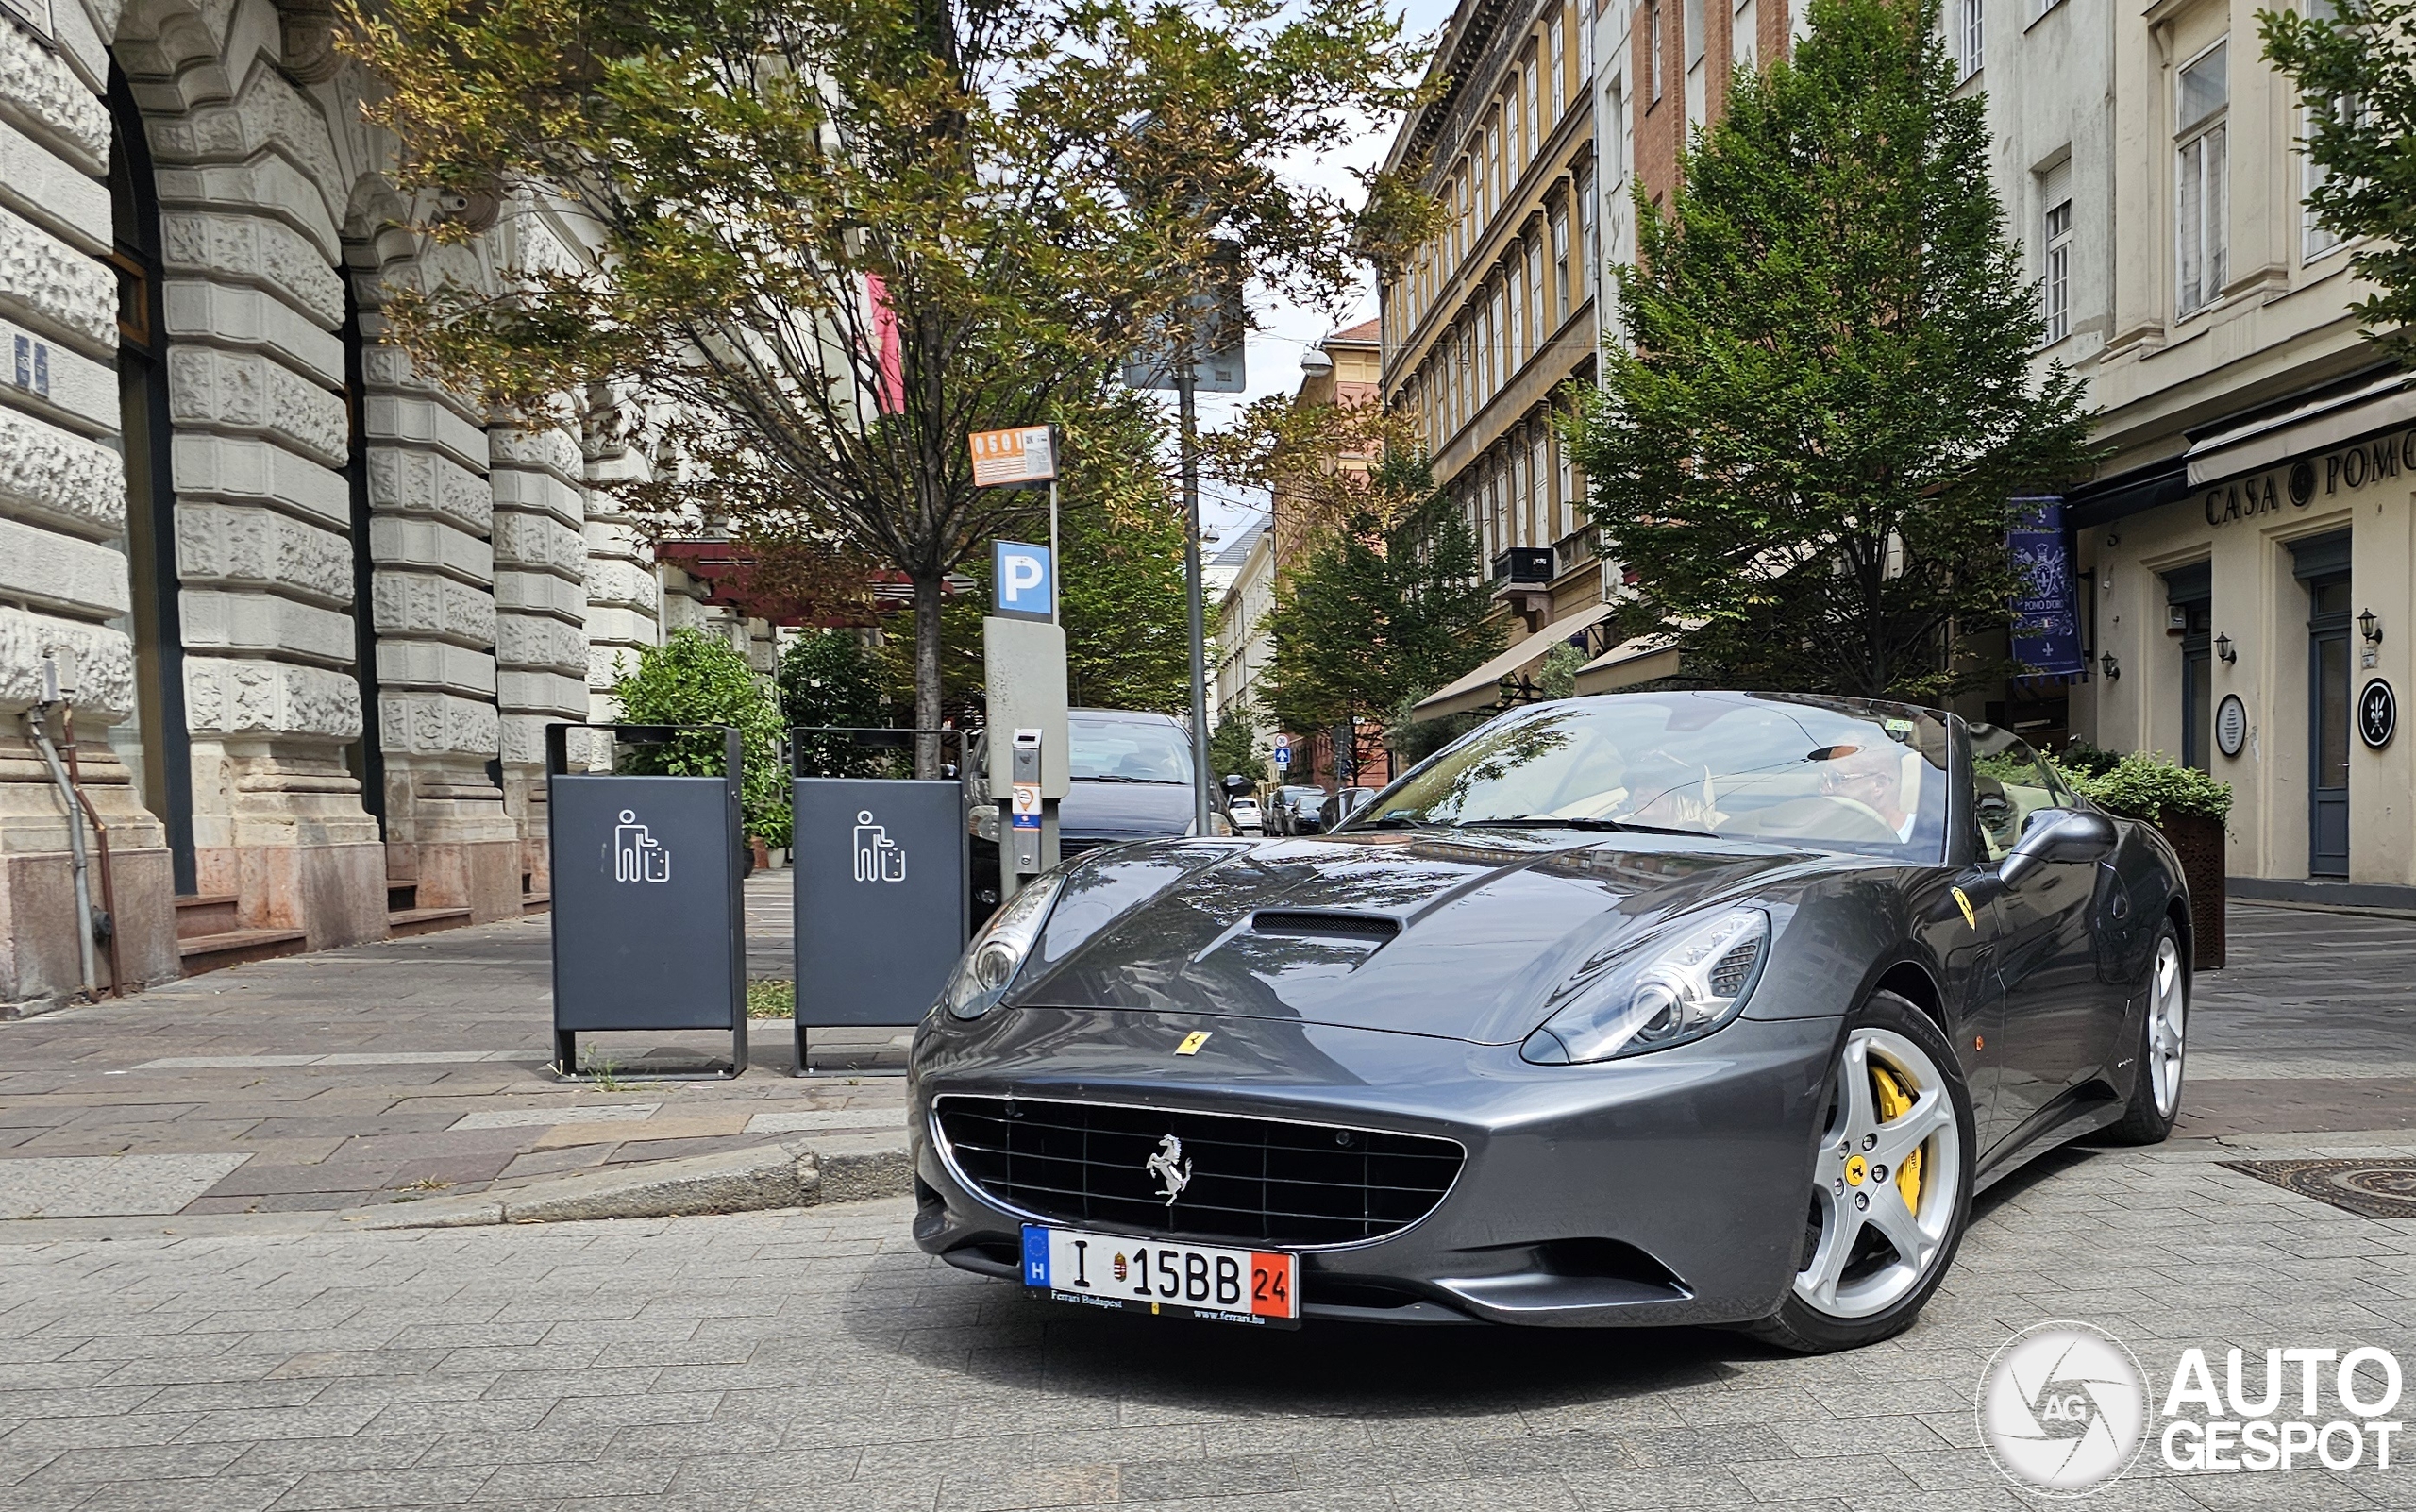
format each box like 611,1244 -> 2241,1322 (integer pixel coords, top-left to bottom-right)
908,1005 -> 1841,1327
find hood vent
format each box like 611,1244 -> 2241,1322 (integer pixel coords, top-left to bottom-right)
1250,910 -> 1401,944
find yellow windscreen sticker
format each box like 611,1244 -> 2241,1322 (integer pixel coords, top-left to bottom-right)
1175,1031 -> 1212,1056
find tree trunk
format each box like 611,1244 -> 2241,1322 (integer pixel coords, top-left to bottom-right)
914,570 -> 944,779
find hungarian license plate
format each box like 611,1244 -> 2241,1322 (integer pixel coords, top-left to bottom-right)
1019,1224 -> 1299,1327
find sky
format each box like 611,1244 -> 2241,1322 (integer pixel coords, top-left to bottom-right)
1181,0 -> 1462,549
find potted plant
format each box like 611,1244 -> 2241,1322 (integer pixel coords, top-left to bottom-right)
2062,750 -> 2232,970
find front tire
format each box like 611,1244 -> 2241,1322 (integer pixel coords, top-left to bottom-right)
2107,922 -> 2188,1145
1746,991 -> 1975,1353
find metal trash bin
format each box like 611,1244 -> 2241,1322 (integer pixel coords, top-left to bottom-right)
791,729 -> 968,1074
546,722 -> 747,1079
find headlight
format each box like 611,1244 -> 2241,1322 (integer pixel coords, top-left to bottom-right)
943,871 -> 1063,1019
1521,908 -> 1770,1064
1182,813 -> 1235,837
968,803 -> 1000,843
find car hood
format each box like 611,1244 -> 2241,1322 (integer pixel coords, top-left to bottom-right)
1014,831 -> 1835,1045
1058,780 -> 1197,842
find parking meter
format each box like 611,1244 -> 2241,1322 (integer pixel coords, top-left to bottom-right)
1010,728 -> 1044,875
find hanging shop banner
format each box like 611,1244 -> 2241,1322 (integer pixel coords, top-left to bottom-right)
2009,498 -> 2086,680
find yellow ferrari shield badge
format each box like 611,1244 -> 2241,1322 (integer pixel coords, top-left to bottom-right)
1175,1031 -> 1212,1056
1951,886 -> 1976,930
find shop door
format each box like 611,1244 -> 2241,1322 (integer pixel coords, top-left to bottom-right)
2309,576 -> 2351,877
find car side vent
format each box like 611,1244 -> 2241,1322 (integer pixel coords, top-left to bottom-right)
1250,910 -> 1401,943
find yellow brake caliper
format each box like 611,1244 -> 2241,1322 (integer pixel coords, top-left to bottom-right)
1871,1066 -> 1924,1213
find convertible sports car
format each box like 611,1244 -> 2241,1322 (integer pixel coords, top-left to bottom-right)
908,691 -> 2190,1352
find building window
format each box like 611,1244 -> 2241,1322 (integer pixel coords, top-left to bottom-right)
2176,39 -> 2228,314
1507,260 -> 1525,371
1651,0 -> 1666,103
1578,165 -> 1597,296
1507,91 -> 1523,183
1552,205 -> 1571,325
1526,59 -> 1541,159
1533,428 -> 1552,544
1736,0 -> 1757,68
1527,239 -> 1545,346
1686,0 -> 1704,68
1486,119 -> 1502,220
1955,0 -> 1982,79
1550,14 -> 1566,118
2042,197 -> 2072,342
1580,0 -> 1597,77
2303,3 -> 2352,263
1605,79 -> 1627,182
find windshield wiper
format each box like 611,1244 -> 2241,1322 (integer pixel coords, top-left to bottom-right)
1449,815 -> 1714,837
1347,815 -> 1440,830
1075,774 -> 1186,784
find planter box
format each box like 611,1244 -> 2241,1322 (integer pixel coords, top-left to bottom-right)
2156,811 -> 2225,972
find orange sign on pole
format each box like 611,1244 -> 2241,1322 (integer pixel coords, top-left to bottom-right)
969,426 -> 1058,488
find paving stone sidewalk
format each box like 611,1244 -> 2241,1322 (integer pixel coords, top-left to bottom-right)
4,1133 -> 2416,1512
0,872 -> 912,1221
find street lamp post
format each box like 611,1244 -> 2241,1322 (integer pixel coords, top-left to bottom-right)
1178,361 -> 1213,835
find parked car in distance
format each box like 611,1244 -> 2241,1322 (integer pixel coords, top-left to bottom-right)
1228,795 -> 1262,832
1271,784 -> 1331,836
965,709 -> 1233,924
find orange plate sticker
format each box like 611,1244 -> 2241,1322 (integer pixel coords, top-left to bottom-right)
1250,1252 -> 1297,1319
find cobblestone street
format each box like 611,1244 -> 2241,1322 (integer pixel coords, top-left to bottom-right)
3,901 -> 2416,1509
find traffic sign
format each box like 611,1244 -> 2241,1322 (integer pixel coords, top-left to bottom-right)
1273,745 -> 1290,768
992,540 -> 1053,623
970,426 -> 1057,487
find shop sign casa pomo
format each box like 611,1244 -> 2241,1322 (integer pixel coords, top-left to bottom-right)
2205,426 -> 2416,527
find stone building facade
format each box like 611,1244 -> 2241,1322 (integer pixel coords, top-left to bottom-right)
0,0 -> 767,1012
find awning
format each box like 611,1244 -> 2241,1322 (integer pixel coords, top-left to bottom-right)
2185,372 -> 2415,487
1570,634 -> 1683,696
1408,601 -> 1615,723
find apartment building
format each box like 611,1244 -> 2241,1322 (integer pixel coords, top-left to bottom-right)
2035,1 -> 2403,905
1377,0 -> 1604,641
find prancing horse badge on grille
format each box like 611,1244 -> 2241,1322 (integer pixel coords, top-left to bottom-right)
1145,1133 -> 1192,1205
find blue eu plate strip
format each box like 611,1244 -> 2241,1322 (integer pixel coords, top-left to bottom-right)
1021,1224 -> 1049,1286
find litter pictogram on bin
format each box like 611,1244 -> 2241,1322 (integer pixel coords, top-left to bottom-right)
613,810 -> 672,883
851,810 -> 908,883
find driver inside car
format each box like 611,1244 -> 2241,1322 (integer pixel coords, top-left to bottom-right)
1817,744 -> 1919,843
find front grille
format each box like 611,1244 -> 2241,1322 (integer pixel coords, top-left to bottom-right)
935,1095 -> 1463,1248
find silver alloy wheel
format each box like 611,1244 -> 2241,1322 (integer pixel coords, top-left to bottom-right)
2146,932 -> 2187,1118
1793,1026 -> 1963,1320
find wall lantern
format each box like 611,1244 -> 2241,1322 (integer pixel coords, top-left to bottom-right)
2215,633 -> 2236,664
2100,652 -> 2121,681
2359,609 -> 2383,646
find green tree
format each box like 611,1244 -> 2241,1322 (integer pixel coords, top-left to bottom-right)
609,629 -> 790,846
1264,456 -> 1501,775
778,629 -> 893,778
2261,0 -> 2416,365
1207,701 -> 1262,784
1568,0 -> 2098,701
874,388 -> 1192,715
344,0 -> 1430,773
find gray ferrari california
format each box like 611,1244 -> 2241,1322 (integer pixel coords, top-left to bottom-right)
907,691 -> 2190,1352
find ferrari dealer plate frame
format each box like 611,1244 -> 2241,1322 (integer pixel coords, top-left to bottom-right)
1019,1223 -> 1300,1328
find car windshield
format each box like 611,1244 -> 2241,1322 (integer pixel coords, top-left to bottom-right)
1067,716 -> 1193,783
1360,692 -> 1952,862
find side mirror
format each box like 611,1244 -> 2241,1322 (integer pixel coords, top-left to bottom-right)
1998,808 -> 2117,886
1343,790 -> 1373,815
1223,773 -> 1252,795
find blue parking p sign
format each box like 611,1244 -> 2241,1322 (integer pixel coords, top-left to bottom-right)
993,541 -> 1053,623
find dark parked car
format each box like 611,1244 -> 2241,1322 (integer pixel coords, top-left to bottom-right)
1269,784 -> 1331,836
966,709 -> 1230,921
912,691 -> 2190,1351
